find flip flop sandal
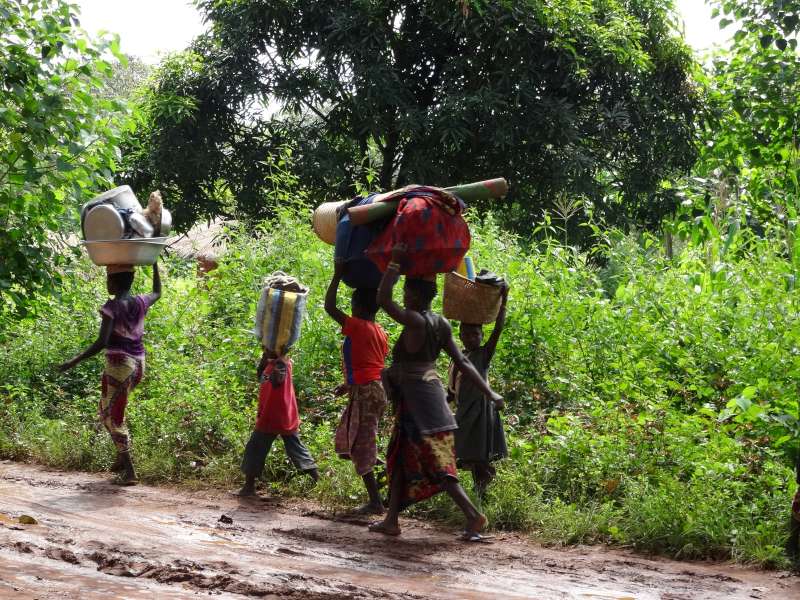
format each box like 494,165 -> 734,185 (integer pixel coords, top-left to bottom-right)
460,531 -> 494,543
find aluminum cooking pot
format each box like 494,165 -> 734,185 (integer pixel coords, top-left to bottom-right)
128,212 -> 155,238
92,185 -> 141,212
158,208 -> 173,236
83,204 -> 125,241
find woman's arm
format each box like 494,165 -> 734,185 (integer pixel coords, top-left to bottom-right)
484,282 -> 509,360
324,259 -> 347,326
58,315 -> 114,372
377,243 -> 425,328
143,262 -> 162,306
442,320 -> 504,409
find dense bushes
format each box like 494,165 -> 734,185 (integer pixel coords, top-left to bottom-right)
1,208 -> 797,566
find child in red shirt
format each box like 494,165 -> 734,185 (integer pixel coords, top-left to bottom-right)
325,260 -> 389,514
238,349 -> 318,496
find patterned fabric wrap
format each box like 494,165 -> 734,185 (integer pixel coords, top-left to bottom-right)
366,188 -> 470,277
254,287 -> 308,354
100,353 -> 144,452
386,397 -> 458,510
335,380 -> 387,476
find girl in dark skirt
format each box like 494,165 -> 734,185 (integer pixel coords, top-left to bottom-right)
369,244 -> 503,540
449,283 -> 509,500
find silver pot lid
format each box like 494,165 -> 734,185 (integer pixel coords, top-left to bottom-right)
84,204 -> 125,241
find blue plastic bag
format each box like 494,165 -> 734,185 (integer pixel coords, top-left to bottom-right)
335,195 -> 384,289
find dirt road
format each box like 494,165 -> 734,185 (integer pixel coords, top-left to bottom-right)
0,461 -> 797,599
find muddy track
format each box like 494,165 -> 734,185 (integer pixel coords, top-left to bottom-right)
0,461 -> 797,599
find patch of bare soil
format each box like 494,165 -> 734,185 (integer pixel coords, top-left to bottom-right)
0,461 -> 797,599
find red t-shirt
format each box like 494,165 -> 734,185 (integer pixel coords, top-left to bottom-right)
255,358 -> 300,435
341,317 -> 389,385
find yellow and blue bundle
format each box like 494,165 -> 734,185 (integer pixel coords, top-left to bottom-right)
253,272 -> 309,355
455,256 -> 475,280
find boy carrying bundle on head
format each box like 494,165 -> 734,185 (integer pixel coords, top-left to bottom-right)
58,262 -> 162,485
238,273 -> 318,496
325,259 -> 389,514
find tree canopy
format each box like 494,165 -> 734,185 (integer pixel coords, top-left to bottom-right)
684,0 -> 799,239
123,0 -> 702,232
0,0 -> 129,314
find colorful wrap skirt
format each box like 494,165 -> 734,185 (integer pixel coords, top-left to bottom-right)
100,353 -> 144,452
386,397 -> 458,510
335,380 -> 387,476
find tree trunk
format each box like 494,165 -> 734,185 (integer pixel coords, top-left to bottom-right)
379,131 -> 399,190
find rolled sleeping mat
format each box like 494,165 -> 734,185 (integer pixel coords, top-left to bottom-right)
312,201 -> 346,244
346,178 -> 509,226
347,200 -> 399,227
445,178 -> 508,204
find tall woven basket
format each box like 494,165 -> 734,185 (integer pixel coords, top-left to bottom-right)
312,201 -> 346,245
442,271 -> 502,324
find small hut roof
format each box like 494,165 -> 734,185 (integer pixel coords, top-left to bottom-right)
167,218 -> 233,260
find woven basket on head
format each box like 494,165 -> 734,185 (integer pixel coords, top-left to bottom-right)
442,271 -> 502,324
312,201 -> 346,245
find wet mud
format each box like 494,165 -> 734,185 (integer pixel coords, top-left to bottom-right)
0,461 -> 798,599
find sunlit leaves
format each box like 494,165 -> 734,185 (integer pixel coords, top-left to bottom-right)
0,0 -> 131,315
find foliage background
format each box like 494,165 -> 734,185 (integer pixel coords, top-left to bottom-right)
1,208 -> 797,566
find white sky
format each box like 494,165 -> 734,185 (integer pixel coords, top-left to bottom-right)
674,0 -> 732,53
74,0 -> 206,63
75,0 -> 731,63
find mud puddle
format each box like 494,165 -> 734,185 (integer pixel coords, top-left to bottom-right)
0,460 -> 797,599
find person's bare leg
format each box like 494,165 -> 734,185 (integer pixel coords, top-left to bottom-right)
368,468 -> 403,535
788,516 -> 800,563
237,474 -> 257,496
356,471 -> 385,514
442,478 -> 486,534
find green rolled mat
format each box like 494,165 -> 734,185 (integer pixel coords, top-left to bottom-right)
348,201 -> 399,226
445,178 -> 508,203
347,178 -> 508,226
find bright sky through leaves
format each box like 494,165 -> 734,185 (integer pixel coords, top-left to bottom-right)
76,0 -> 730,62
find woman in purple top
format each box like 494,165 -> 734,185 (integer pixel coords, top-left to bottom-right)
59,263 -> 161,485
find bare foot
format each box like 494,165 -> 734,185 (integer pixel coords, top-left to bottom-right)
368,520 -> 401,536
353,502 -> 385,516
465,513 -> 487,536
109,454 -> 124,473
111,473 -> 138,486
236,485 -> 257,497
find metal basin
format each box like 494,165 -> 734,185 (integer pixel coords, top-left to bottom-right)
82,238 -> 169,266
